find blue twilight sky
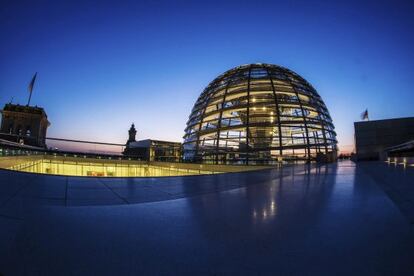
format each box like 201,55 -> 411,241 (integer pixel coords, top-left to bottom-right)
1,0 -> 414,153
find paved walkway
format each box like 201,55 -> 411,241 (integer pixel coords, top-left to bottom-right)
1,161 -> 413,275
359,161 -> 414,224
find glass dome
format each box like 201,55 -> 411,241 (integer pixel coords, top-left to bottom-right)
183,63 -> 337,164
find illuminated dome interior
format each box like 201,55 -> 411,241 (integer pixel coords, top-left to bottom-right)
183,63 -> 337,164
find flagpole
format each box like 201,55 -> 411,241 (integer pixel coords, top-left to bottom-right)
27,72 -> 37,106
27,90 -> 32,106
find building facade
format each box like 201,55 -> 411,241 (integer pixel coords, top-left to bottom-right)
183,63 -> 337,164
123,124 -> 181,161
0,103 -> 50,148
354,117 -> 414,160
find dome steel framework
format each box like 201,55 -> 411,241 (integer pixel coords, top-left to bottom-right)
183,63 -> 337,164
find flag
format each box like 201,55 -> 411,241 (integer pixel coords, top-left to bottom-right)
28,72 -> 37,94
27,72 -> 37,106
361,109 -> 369,121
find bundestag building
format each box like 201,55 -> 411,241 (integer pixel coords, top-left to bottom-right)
183,63 -> 337,164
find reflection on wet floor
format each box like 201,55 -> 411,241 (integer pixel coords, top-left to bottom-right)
1,161 -> 414,275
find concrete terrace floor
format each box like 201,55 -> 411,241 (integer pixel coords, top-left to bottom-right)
0,160 -> 413,275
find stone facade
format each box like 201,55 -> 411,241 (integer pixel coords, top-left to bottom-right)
0,103 -> 50,148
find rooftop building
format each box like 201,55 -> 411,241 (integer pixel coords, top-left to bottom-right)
123,124 -> 181,161
354,117 -> 414,160
183,63 -> 337,164
0,103 -> 50,148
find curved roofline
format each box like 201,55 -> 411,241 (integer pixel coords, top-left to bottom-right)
203,63 -> 313,93
183,62 -> 337,164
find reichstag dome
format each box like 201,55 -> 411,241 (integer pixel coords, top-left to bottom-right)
183,63 -> 337,164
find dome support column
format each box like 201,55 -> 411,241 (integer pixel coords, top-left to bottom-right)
266,66 -> 283,158
245,65 -> 252,165
214,69 -> 239,165
286,75 -> 311,161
